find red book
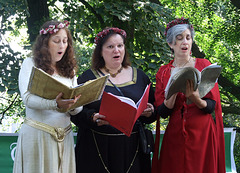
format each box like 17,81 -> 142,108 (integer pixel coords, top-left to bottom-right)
99,84 -> 151,137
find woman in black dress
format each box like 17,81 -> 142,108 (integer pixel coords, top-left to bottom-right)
71,27 -> 156,173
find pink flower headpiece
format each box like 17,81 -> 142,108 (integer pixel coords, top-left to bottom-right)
94,27 -> 127,44
165,17 -> 193,36
39,20 -> 70,35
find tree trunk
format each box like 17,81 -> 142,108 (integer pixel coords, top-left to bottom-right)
218,76 -> 240,100
27,0 -> 49,43
192,42 -> 205,58
230,0 -> 240,9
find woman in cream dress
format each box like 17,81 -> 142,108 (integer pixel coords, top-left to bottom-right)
13,20 -> 82,173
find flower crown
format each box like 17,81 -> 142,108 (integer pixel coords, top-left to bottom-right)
94,27 -> 127,44
39,20 -> 70,35
165,17 -> 193,36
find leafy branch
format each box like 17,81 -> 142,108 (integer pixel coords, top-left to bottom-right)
0,93 -> 19,124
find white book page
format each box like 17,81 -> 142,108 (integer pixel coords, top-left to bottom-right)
136,84 -> 149,107
198,63 -> 222,98
201,63 -> 219,72
108,93 -> 137,109
72,83 -> 84,88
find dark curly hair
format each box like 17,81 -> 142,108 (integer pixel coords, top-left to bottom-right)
91,28 -> 131,70
33,20 -> 77,78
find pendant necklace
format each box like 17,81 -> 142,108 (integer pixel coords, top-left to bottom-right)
174,56 -> 192,68
104,66 -> 123,78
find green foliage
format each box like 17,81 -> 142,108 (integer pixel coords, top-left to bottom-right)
0,0 -> 28,94
74,42 -> 93,75
0,44 -> 22,94
0,93 -> 25,120
58,0 -> 173,79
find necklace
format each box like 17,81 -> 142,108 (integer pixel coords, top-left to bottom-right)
104,66 -> 123,78
173,56 -> 192,68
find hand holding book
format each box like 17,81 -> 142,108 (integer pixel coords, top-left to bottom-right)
92,113 -> 109,126
28,67 -> 109,112
55,92 -> 81,112
99,84 -> 151,136
165,63 -> 222,100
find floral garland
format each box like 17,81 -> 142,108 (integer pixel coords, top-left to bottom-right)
164,17 -> 193,36
39,20 -> 70,35
94,27 -> 127,44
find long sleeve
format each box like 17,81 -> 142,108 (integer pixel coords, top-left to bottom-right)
154,64 -> 172,108
19,58 -> 58,110
19,58 -> 83,114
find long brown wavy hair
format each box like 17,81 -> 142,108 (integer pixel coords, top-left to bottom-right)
33,20 -> 77,78
91,28 -> 131,70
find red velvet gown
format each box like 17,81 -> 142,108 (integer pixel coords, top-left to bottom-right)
152,58 -> 225,173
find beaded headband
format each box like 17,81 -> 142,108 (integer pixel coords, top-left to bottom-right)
39,20 -> 70,35
94,27 -> 127,44
165,17 -> 193,36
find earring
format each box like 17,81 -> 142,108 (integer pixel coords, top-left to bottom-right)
170,48 -> 174,59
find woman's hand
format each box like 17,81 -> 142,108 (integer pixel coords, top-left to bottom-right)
185,80 -> 201,101
56,93 -> 81,111
92,113 -> 109,126
164,93 -> 177,109
185,80 -> 207,108
141,103 -> 154,117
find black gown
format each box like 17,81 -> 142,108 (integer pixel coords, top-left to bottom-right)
71,67 -> 155,173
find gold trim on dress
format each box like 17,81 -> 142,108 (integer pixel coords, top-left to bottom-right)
92,129 -> 139,173
24,118 -> 72,173
92,67 -> 137,87
91,129 -> 138,136
24,118 -> 72,142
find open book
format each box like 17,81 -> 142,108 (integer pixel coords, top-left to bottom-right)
28,67 -> 109,112
165,63 -> 222,100
99,84 -> 151,137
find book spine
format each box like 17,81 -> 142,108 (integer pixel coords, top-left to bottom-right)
70,89 -> 75,99
97,75 -> 109,100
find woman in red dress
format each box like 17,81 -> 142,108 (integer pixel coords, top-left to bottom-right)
152,17 -> 225,173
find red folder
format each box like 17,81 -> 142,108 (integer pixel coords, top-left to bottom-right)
99,84 -> 151,136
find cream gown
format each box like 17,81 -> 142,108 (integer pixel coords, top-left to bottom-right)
13,57 -> 82,173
